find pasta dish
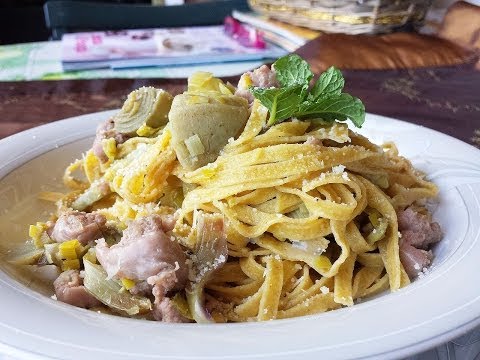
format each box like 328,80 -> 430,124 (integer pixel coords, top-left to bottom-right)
16,55 -> 442,323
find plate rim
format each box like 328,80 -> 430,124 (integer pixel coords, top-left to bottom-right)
0,111 -> 480,360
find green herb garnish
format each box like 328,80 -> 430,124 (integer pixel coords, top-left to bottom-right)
250,54 -> 365,128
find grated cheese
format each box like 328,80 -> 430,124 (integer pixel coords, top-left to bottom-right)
291,241 -> 308,251
332,164 -> 346,174
320,286 -> 330,294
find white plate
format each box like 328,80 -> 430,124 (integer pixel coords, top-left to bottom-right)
0,111 -> 479,360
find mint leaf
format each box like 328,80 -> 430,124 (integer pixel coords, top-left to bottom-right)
310,66 -> 345,100
248,55 -> 366,128
273,54 -> 313,87
296,93 -> 365,128
251,85 -> 304,126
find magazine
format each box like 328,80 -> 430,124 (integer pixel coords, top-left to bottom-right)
61,26 -> 287,71
231,11 -> 321,47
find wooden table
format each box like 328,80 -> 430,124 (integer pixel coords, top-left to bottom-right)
0,61 -> 480,360
0,66 -> 479,148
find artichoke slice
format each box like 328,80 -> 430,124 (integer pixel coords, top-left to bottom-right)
8,248 -> 44,265
113,87 -> 173,135
187,71 -> 235,95
83,259 -> 151,315
19,265 -> 61,284
71,180 -> 111,211
186,213 -> 227,323
170,93 -> 249,171
170,71 -> 249,171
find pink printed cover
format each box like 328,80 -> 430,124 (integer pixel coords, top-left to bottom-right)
62,29 -> 158,62
61,26 -> 278,63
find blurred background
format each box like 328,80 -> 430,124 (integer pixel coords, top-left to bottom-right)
1,0 -> 478,45
0,0 -> 219,44
0,0 -> 479,147
0,2 -> 480,358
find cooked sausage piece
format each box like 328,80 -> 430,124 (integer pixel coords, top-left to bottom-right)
50,211 -> 107,246
398,207 -> 442,278
95,215 -> 187,289
235,64 -> 279,103
399,242 -> 433,278
53,270 -> 101,308
92,118 -> 130,163
398,207 -> 442,249
153,297 -> 190,323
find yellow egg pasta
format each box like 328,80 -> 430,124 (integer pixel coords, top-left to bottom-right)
32,65 -> 439,323
165,102 -> 437,321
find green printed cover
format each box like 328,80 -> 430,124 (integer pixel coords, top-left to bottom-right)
0,41 -> 266,81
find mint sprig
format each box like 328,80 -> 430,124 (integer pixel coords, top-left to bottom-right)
249,54 -> 365,128
310,66 -> 344,99
250,85 -> 304,124
273,54 -> 313,87
297,93 -> 365,128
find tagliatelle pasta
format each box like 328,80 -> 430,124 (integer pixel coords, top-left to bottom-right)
19,55 -> 441,323
166,101 -> 435,321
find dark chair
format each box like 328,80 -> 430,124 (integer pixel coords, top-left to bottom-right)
43,0 -> 250,40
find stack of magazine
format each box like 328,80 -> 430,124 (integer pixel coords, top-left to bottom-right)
231,11 -> 320,52
61,25 -> 288,71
